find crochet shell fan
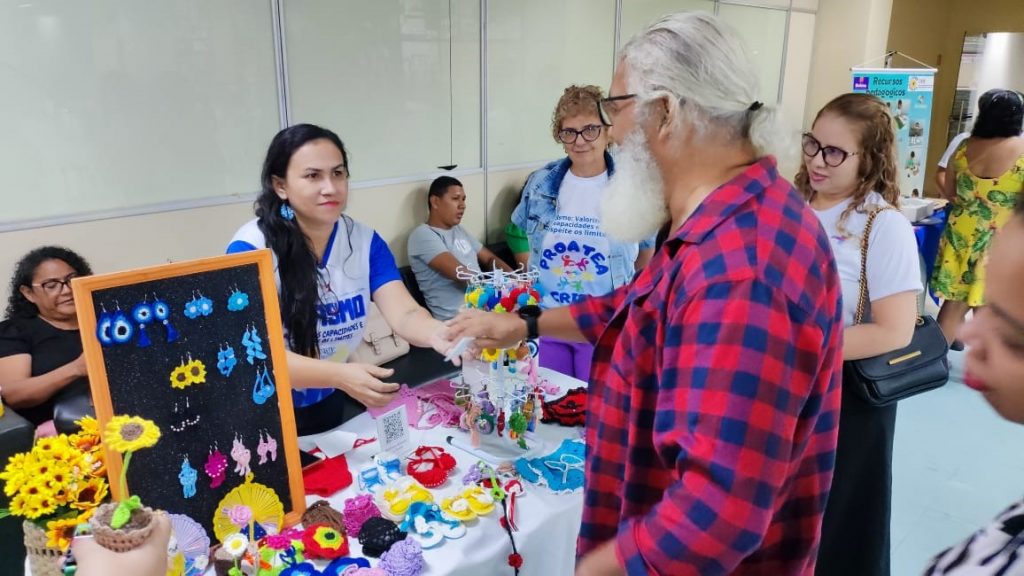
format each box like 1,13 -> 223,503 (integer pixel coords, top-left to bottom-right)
213,473 -> 285,544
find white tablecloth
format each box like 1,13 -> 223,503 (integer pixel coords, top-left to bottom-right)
28,369 -> 585,576
323,368 -> 585,576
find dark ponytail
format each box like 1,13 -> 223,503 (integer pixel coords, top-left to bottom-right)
255,124 -> 349,358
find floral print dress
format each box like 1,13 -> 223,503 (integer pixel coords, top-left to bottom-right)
931,143 -> 1024,306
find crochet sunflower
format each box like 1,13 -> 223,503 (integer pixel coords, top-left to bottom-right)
103,415 -> 161,529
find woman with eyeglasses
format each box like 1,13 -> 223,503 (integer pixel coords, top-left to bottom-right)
795,93 -> 922,576
0,246 -> 93,428
503,84 -> 654,381
931,89 -> 1024,349
227,124 -> 454,435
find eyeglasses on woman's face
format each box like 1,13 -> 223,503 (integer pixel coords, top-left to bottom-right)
32,273 -> 78,296
802,133 -> 858,168
557,124 -> 604,145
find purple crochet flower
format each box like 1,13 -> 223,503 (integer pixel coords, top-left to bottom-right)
380,538 -> 424,576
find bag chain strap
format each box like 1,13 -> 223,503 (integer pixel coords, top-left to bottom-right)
854,206 -> 923,326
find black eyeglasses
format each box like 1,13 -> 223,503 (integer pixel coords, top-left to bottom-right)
557,124 -> 603,144
802,133 -> 858,168
32,273 -> 78,295
598,94 -> 637,126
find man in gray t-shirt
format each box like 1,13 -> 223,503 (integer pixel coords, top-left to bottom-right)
408,177 -> 512,320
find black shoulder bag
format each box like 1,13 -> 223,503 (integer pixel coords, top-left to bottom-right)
844,207 -> 950,406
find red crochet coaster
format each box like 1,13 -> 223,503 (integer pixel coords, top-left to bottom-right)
303,454 -> 353,497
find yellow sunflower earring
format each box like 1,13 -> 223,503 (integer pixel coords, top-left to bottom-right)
170,358 -> 191,389
169,354 -> 207,389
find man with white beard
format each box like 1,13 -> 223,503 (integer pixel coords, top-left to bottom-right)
448,12 -> 843,575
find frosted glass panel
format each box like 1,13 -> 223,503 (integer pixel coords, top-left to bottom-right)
285,0 -> 481,181
620,0 -> 715,43
487,0 -> 616,167
0,1 -> 279,224
718,4 -> 787,104
781,12 -> 816,132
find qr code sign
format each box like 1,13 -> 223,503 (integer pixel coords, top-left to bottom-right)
376,404 -> 411,455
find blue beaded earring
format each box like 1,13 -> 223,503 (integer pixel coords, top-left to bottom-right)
152,294 -> 179,343
131,299 -> 154,348
279,201 -> 295,221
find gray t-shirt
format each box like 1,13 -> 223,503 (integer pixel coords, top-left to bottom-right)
407,224 -> 483,320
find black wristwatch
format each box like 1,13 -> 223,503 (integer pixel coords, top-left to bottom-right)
518,305 -> 541,340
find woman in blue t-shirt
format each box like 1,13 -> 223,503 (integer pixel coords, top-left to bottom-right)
228,124 -> 452,434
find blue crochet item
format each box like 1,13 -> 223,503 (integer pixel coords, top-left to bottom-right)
516,438 -> 585,492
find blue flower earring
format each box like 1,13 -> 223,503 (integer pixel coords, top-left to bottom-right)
152,294 -> 179,343
184,290 -> 213,319
217,343 -> 237,377
227,287 -> 249,312
131,299 -> 154,348
279,201 -> 295,221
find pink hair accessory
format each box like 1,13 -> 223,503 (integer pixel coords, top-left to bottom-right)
343,493 -> 382,538
262,527 -> 303,550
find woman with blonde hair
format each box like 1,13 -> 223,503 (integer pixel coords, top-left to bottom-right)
795,92 -> 923,576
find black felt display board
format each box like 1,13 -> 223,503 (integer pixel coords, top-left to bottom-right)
73,253 -> 304,537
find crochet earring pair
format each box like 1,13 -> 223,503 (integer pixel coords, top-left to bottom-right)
183,290 -> 214,319
171,354 -> 206,389
252,364 -> 275,405
256,429 -> 278,465
230,433 -> 252,477
242,325 -> 267,364
97,296 -> 178,347
217,343 -> 238,377
169,396 -> 201,432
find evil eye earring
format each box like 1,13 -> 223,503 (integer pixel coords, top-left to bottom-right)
96,304 -> 115,347
242,325 -> 267,364
230,434 -> 251,477
252,364 -> 275,405
152,294 -> 179,343
110,303 -> 134,345
131,298 -> 154,348
227,286 -> 249,312
279,201 -> 295,221
205,443 -> 228,489
216,344 -> 237,377
179,455 -> 198,499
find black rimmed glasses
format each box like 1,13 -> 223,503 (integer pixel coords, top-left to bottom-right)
32,273 -> 77,295
598,94 -> 637,126
802,133 -> 858,168
557,124 -> 603,145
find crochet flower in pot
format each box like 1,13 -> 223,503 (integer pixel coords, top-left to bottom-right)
90,414 -> 162,552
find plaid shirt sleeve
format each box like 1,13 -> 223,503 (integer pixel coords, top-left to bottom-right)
616,278 -> 830,575
569,283 -> 631,344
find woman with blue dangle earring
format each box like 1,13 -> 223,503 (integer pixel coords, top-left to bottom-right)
0,246 -> 94,429
226,124 -> 457,435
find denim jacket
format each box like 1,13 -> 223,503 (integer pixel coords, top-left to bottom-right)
510,153 -> 654,301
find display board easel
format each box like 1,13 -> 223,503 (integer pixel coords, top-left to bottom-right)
72,250 -> 305,535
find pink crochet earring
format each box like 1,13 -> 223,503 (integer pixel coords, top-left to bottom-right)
257,429 -> 278,465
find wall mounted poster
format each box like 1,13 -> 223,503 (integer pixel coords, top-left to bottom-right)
852,67 -> 937,198
71,250 -> 305,536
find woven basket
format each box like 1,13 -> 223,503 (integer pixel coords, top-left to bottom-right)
23,520 -> 64,576
89,502 -> 156,552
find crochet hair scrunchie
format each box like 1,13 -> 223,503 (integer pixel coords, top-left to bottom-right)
357,516 -> 407,558
380,538 -> 425,576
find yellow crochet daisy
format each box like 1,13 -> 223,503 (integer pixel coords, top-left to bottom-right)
104,416 -> 161,454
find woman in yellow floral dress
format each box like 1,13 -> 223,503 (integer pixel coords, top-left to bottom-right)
933,89 -> 1024,347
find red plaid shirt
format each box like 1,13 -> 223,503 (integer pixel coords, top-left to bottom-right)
569,157 -> 843,575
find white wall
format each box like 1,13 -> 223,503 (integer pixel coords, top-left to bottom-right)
971,32 -> 1024,99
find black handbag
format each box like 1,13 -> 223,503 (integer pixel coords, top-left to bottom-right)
844,207 -> 950,406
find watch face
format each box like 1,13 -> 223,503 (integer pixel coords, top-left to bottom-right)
519,304 -> 541,318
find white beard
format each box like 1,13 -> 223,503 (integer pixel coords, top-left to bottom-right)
600,129 -> 669,243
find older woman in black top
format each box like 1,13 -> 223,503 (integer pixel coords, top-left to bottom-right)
0,246 -> 92,427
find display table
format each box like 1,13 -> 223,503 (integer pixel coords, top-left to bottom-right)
320,367 -> 585,575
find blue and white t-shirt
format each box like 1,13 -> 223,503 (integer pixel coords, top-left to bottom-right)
227,217 -> 401,407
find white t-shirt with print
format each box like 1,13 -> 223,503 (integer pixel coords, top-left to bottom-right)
813,191 -> 923,327
537,170 -> 614,308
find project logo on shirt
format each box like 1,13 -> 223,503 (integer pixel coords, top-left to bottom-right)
540,240 -> 609,304
317,294 -> 367,327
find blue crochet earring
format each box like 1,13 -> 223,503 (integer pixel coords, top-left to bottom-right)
196,291 -> 213,317
110,303 -> 134,345
242,325 -> 267,364
217,343 -> 237,377
152,294 -> 179,343
179,455 -> 197,499
131,299 -> 154,348
227,286 -> 249,312
96,304 -> 115,347
252,364 -> 276,405
279,201 -> 295,221
183,291 -> 201,319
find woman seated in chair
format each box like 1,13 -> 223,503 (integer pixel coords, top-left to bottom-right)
0,247 -> 92,429
227,123 -> 454,435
